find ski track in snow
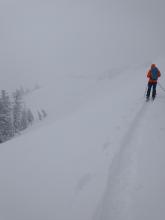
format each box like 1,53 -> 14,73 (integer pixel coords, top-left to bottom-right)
94,101 -> 149,220
1,62 -> 165,220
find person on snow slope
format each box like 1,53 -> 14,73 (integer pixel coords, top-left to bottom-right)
146,64 -> 161,100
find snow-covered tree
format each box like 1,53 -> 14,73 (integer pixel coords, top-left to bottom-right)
37,111 -> 42,121
20,109 -> 28,130
0,87 -> 44,143
27,109 -> 34,125
41,109 -> 47,118
0,90 -> 13,142
12,90 -> 23,133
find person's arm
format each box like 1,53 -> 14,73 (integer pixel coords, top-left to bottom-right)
147,70 -> 151,78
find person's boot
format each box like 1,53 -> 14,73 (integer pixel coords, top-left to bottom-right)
152,95 -> 156,100
146,96 -> 150,101
152,91 -> 156,100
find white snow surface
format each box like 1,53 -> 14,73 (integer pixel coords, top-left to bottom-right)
0,62 -> 165,220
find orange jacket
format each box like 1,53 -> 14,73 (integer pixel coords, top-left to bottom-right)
147,66 -> 161,83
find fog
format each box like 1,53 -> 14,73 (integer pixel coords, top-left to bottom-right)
0,0 -> 165,88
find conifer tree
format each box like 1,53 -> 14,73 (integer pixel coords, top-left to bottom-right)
41,109 -> 47,118
20,109 -> 28,130
0,90 -> 13,142
12,89 -> 23,133
27,109 -> 34,125
37,111 -> 42,121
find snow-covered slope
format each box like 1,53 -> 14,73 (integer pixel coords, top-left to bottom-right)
0,62 -> 165,220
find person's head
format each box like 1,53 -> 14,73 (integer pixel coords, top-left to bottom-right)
151,64 -> 156,68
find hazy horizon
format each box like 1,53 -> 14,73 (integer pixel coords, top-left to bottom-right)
1,0 -> 165,88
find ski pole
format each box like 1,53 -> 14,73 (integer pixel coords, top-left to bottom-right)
144,85 -> 148,97
158,82 -> 165,92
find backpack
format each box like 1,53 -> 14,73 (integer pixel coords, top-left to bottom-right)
151,67 -> 158,80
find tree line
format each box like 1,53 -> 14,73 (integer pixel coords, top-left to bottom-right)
0,89 -> 46,143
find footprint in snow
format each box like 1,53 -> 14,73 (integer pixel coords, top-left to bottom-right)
115,125 -> 121,131
76,173 -> 92,192
103,141 -> 112,151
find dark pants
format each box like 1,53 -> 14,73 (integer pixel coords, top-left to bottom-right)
146,82 -> 157,99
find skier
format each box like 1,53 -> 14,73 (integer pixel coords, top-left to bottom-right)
146,64 -> 161,101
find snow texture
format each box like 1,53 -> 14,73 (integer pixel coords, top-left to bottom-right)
0,59 -> 165,220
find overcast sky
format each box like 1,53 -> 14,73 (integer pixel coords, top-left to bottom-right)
0,0 -> 165,87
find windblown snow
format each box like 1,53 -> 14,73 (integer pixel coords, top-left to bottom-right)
0,59 -> 165,220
